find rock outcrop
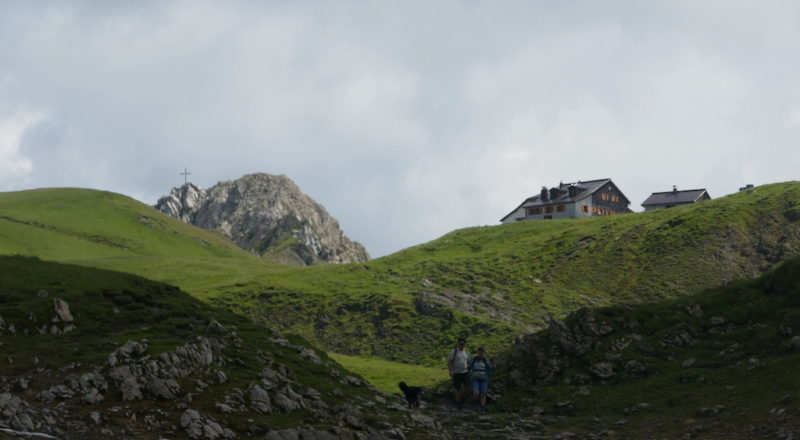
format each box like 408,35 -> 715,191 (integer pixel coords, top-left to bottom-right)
155,173 -> 369,265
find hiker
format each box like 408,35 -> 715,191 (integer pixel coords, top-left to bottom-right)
447,338 -> 470,406
469,347 -> 493,413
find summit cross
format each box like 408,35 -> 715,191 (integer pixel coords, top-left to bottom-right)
180,167 -> 192,185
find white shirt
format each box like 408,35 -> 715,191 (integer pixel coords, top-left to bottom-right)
449,348 -> 470,374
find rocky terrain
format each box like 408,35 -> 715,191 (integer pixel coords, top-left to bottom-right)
491,255 -> 800,438
0,256 -> 441,440
155,173 -> 369,265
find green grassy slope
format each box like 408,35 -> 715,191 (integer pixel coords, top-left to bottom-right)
496,255 -> 800,438
0,255 -> 407,438
2,183 -> 799,368
0,188 -> 249,259
209,182 -> 800,364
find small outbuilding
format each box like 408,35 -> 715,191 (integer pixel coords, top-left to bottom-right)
641,186 -> 711,211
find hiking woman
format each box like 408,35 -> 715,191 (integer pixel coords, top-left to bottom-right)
469,347 -> 493,413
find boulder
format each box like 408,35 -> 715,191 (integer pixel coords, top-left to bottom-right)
147,376 -> 179,400
52,298 -> 74,322
82,388 -> 104,405
248,384 -> 272,414
588,362 -> 614,379
120,376 -> 143,401
181,409 -> 205,439
108,340 -> 149,366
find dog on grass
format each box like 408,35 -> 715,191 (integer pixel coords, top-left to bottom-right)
398,381 -> 423,408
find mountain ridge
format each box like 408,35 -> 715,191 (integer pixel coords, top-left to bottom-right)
155,173 -> 370,265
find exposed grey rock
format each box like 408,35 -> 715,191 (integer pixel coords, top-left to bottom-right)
588,362 -> 614,379
206,319 -> 229,336
696,405 -> 726,417
108,340 -> 149,366
155,174 -> 369,265
16,377 -> 29,391
248,384 -> 272,414
89,411 -> 101,425
265,429 -> 300,440
216,370 -> 228,384
37,289 -> 49,297
684,304 -> 704,318
147,377 -> 180,400
180,409 -> 234,440
52,298 -> 74,322
180,409 -> 204,439
710,316 -> 726,326
82,388 -> 104,405
790,336 -> 800,350
0,393 -> 47,434
120,376 -> 143,401
624,359 -> 647,375
548,316 -> 592,355
298,346 -> 322,364
67,371 -> 108,395
410,412 -> 437,430
273,385 -> 306,413
267,429 -> 348,440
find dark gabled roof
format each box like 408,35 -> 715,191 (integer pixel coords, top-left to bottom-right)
522,178 -> 631,208
641,189 -> 709,207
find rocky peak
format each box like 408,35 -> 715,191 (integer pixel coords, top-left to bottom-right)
155,173 -> 369,265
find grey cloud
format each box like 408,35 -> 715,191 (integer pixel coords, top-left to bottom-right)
1,1 -> 800,256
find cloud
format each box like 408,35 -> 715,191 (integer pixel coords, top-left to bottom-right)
2,1 -> 800,256
0,109 -> 45,184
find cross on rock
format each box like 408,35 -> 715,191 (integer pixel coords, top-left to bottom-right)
180,167 -> 192,185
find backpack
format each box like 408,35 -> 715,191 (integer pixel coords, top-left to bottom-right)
468,357 -> 493,378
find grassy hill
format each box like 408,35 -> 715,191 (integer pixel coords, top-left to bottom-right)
495,254 -> 800,438
2,183 -> 800,368
0,255 -> 416,439
206,181 -> 800,364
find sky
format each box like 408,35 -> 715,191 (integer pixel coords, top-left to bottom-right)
1,1 -> 800,258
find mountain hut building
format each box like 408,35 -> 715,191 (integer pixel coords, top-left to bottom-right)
640,187 -> 711,211
500,178 -> 632,224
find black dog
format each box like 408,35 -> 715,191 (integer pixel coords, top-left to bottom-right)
398,381 -> 423,408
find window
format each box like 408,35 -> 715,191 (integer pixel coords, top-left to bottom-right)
600,193 -> 608,201
545,206 -> 554,214
544,215 -> 553,220
582,205 -> 589,213
611,195 -> 620,203
556,205 -> 566,213
527,207 -> 542,215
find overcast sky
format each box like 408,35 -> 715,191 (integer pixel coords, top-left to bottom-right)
2,1 -> 799,257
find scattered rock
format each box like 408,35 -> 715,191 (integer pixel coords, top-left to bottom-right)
120,376 -> 143,401
410,412 -> 437,430
52,298 -> 74,322
248,384 -> 272,414
710,316 -> 726,326
684,304 -> 703,318
696,405 -> 726,417
108,340 -> 149,366
588,362 -> 614,379
147,377 -> 180,400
